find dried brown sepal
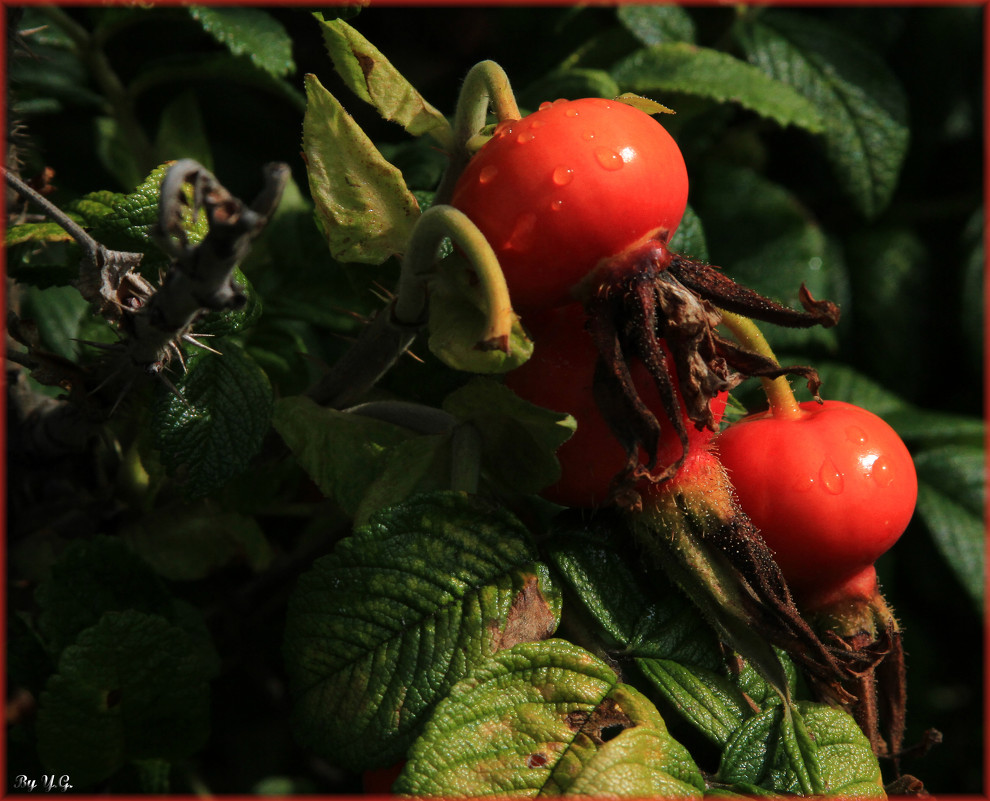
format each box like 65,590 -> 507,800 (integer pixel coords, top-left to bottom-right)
575,236 -> 842,502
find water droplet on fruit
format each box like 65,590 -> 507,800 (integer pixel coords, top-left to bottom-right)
565,107 -> 579,117
550,199 -> 564,212
506,212 -> 537,252
870,455 -> 894,487
819,457 -> 844,495
846,425 -> 868,444
517,130 -> 536,144
595,147 -> 623,170
531,119 -> 546,129
479,165 -> 498,184
539,101 -> 553,111
792,474 -> 815,492
552,166 -> 574,186
581,130 -> 595,141
494,120 -> 514,138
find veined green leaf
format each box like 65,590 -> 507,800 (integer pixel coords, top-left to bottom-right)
283,492 -> 561,771
717,703 -> 883,797
189,6 -> 294,78
152,342 -> 273,499
735,10 -> 908,218
36,611 -> 213,788
317,16 -> 452,147
617,5 -> 697,46
915,445 -> 986,610
612,43 -> 825,134
302,73 -> 421,264
396,639 -> 705,797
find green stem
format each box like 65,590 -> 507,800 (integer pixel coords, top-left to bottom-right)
720,310 -> 802,420
397,205 -> 514,351
434,60 -> 520,206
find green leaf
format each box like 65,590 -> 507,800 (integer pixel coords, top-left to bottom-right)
668,204 -> 707,262
302,73 -> 421,265
154,90 -> 214,171
717,703 -> 882,796
612,43 -> 825,134
189,6 -> 294,78
428,253 -> 534,374
443,378 -> 576,496
124,505 -> 273,581
35,611 -> 213,788
843,227 -> 928,399
94,116 -> 146,191
396,639 -> 705,797
34,536 -> 174,656
17,285 -> 90,361
272,395 -> 414,516
5,219 -> 77,247
316,16 -> 452,147
89,161 -> 208,260
283,492 -> 561,771
914,446 -> 986,610
194,268 -> 262,336
691,164 -> 840,355
353,433 -> 452,526
636,659 -> 750,747
617,5 -> 697,46
152,342 -> 273,499
735,10 -> 908,218
543,520 -> 723,670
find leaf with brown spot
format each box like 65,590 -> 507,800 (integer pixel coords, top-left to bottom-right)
490,573 -> 558,652
396,640 -> 705,797
317,15 -> 453,147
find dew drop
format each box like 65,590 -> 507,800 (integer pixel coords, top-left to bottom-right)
594,147 -> 623,171
494,120 -> 514,138
552,166 -> 574,186
792,474 -> 815,492
506,212 -> 537,252
539,101 -> 553,111
530,119 -> 546,129
565,107 -> 580,117
819,457 -> 844,495
846,425 -> 868,444
517,130 -> 536,144
550,199 -> 565,212
581,129 -> 595,142
479,165 -> 498,184
870,455 -> 894,487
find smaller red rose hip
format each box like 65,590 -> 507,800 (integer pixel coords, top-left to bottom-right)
715,400 -> 917,608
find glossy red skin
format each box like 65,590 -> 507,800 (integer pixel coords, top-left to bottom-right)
452,97 -> 688,311
505,303 -> 726,507
715,401 -> 917,600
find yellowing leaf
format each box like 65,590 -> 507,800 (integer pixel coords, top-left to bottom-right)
302,73 -> 421,264
318,16 -> 453,148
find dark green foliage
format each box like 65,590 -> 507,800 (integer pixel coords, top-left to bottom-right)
6,5 -> 980,794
